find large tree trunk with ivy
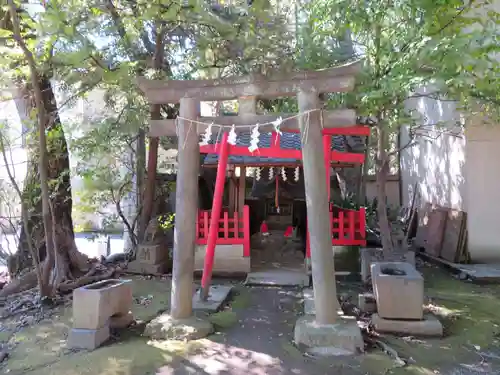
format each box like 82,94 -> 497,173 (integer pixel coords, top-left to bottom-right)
1,78 -> 88,297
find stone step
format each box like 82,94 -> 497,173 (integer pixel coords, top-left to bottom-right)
245,269 -> 310,287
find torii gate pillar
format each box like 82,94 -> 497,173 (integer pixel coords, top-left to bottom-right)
297,90 -> 339,325
170,97 -> 200,319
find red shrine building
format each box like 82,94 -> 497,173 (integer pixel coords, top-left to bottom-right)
193,113 -> 368,277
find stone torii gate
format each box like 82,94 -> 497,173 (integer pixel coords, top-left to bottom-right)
138,62 -> 364,351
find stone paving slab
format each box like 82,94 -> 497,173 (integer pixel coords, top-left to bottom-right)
418,252 -> 500,282
245,269 -> 310,287
192,285 -> 233,312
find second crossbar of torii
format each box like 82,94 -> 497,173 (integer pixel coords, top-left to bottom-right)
149,109 -> 363,136
137,61 -> 365,325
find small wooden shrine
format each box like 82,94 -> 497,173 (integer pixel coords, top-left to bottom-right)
138,62 -> 367,325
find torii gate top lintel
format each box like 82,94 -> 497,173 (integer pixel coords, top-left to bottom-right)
137,60 -> 362,104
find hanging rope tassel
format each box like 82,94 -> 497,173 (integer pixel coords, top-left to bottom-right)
275,175 -> 280,214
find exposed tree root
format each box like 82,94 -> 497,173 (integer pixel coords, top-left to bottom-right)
57,265 -> 121,293
0,262 -> 125,321
0,270 -> 38,298
364,336 -> 408,367
0,254 -> 119,300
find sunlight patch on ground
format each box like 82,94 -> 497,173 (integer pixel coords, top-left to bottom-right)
181,340 -> 284,375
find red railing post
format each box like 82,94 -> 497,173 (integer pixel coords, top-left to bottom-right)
223,211 -> 229,239
338,210 -> 345,242
348,210 -> 355,241
200,132 -> 230,301
203,211 -> 209,239
234,212 -> 239,239
195,212 -> 200,242
329,210 -> 334,245
243,205 -> 250,256
359,207 -> 366,244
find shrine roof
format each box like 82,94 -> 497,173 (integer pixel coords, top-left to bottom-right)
202,132 -> 365,165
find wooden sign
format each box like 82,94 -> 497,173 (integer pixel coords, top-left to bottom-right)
424,207 -> 448,257
414,202 -> 432,249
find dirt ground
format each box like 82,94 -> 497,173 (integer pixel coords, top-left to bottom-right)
1,266 -> 500,375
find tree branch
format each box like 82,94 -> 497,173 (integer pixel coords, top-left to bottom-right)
380,2 -> 475,79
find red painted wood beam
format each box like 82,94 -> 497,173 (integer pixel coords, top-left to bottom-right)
323,126 -> 370,136
199,144 -> 365,164
200,132 -> 230,301
329,151 -> 365,164
202,162 -> 356,168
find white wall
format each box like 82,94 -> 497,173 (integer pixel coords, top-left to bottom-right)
464,123 -> 500,262
400,85 -> 500,263
365,175 -> 400,208
400,85 -> 466,212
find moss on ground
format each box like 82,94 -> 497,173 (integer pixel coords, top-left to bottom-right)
230,287 -> 252,309
207,310 -> 237,329
2,267 -> 500,375
1,276 -> 177,375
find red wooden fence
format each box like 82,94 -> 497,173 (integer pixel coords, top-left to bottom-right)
196,205 -> 251,257
306,207 -> 366,257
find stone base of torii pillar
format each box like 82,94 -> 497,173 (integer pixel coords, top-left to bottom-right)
293,89 -> 363,356
295,288 -> 364,355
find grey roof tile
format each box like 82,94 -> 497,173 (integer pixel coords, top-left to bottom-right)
202,132 -> 364,165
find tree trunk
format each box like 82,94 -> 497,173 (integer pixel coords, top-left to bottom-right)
375,126 -> 393,256
356,135 -> 370,207
2,1 -> 90,298
136,129 -> 146,239
9,78 -> 88,281
140,23 -> 166,242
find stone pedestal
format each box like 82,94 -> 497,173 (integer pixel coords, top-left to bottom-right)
69,279 -> 133,350
370,261 -> 443,336
371,262 -> 424,320
127,244 -> 168,275
360,248 -> 415,284
68,325 -> 110,350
